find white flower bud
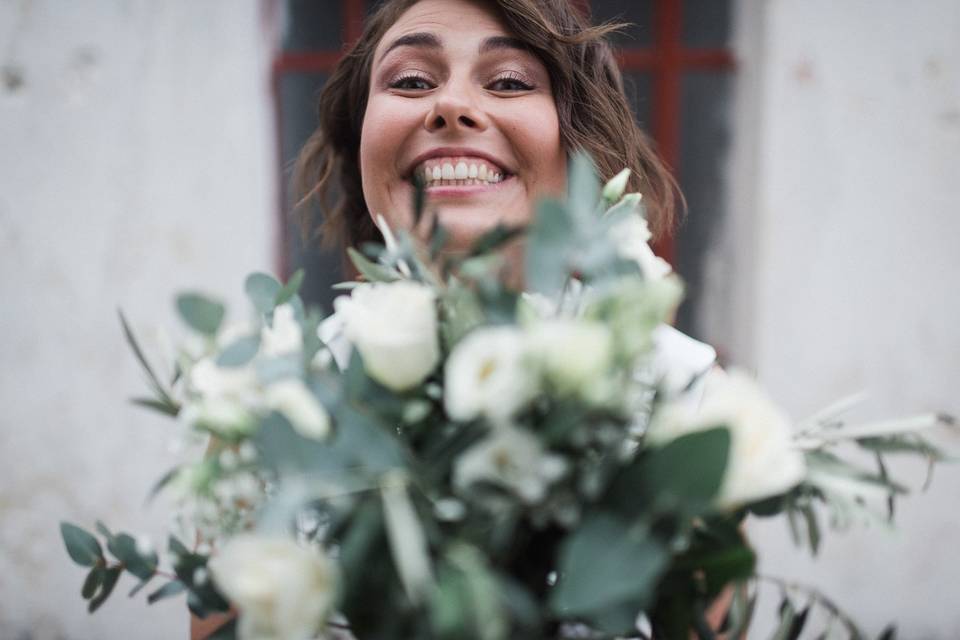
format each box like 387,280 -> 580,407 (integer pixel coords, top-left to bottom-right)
602,167 -> 631,201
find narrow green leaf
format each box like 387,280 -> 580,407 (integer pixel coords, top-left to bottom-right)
275,268 -> 305,305
801,504 -> 821,555
88,566 -> 121,613
245,272 -> 282,314
468,224 -> 524,257
61,522 -> 103,567
130,396 -> 180,417
95,521 -> 114,542
82,565 -> 104,599
216,334 -> 261,367
128,576 -> 152,598
176,292 -> 225,336
347,247 -> 400,283
411,172 -> 427,226
567,151 -> 600,220
118,310 -> 175,404
877,624 -> 898,640
147,580 -> 187,604
147,466 -> 182,503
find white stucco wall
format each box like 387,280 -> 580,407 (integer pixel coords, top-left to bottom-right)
727,1 -> 960,637
0,2 -> 276,638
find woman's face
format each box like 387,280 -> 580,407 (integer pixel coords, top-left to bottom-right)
360,0 -> 567,252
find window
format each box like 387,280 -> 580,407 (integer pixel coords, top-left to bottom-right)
274,0 -> 734,342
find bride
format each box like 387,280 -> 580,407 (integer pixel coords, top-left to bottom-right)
195,0 -> 717,637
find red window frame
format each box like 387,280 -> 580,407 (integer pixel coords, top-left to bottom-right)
272,0 -> 735,275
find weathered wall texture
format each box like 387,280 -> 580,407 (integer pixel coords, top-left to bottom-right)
0,1 -> 276,637
725,1 -> 960,636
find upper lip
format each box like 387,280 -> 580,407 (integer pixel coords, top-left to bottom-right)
404,147 -> 514,180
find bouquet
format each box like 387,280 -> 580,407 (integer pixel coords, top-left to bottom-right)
61,154 -> 954,639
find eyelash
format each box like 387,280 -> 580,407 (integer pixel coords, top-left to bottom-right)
388,71 -> 534,92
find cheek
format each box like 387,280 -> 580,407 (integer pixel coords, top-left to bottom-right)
508,99 -> 566,197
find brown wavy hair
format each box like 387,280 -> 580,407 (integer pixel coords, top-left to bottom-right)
293,0 -> 681,250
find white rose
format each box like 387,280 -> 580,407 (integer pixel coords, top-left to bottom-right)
182,397 -> 257,438
647,369 -> 805,509
444,326 -> 536,423
261,303 -> 303,357
453,426 -> 568,504
209,535 -> 337,640
610,214 -> 672,281
265,379 -> 330,441
527,319 -> 614,397
189,357 -> 258,400
334,281 -> 439,392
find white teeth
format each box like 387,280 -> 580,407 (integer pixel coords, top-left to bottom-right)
432,166 -> 442,181
478,164 -> 487,181
468,164 -> 478,179
441,163 -> 455,180
454,162 -> 468,179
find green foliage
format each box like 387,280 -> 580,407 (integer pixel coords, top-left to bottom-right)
106,533 -> 158,581
61,522 -> 103,567
550,513 -> 667,629
176,292 -> 226,336
276,268 -> 305,305
216,334 -> 261,367
245,272 -> 282,314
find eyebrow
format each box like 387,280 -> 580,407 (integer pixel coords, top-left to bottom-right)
376,32 -> 530,66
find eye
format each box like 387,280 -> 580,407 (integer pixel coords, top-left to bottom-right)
487,72 -> 534,92
389,73 -> 434,91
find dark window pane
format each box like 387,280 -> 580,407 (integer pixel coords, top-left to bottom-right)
590,0 -> 655,48
283,0 -> 342,51
278,72 -> 345,312
682,0 -> 731,48
621,71 -> 654,132
674,71 -> 732,341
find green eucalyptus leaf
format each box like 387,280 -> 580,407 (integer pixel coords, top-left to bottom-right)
148,580 -> 187,604
245,272 -> 282,314
82,565 -> 105,599
107,533 -> 158,581
275,268 -> 305,305
88,566 -> 121,613
176,292 -> 225,336
61,522 -> 103,567
643,427 -> 731,513
525,198 -> 576,295
567,151 -> 600,220
347,247 -> 400,283
216,334 -> 261,367
550,513 -> 667,618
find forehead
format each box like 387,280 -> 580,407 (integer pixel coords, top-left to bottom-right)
374,0 -> 513,61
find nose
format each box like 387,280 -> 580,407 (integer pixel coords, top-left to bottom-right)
423,83 -> 489,133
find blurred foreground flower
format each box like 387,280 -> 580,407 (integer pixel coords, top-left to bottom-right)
648,369 -> 806,508
209,535 -> 337,640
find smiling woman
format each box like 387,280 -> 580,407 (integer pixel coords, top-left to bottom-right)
294,0 -> 681,260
